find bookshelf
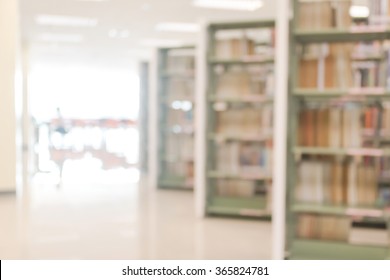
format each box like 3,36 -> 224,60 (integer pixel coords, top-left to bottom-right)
156,46 -> 196,190
201,20 -> 276,218
287,0 -> 390,260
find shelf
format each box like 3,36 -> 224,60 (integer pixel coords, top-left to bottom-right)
208,95 -> 273,104
290,239 -> 389,260
208,133 -> 272,142
207,196 -> 269,217
291,203 -> 387,218
293,88 -> 390,101
209,20 -> 275,30
161,71 -> 194,79
293,147 -> 390,157
294,28 -> 390,43
208,170 -> 272,181
159,177 -> 193,189
208,56 -> 274,66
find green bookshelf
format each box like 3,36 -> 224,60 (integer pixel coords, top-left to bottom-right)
286,0 -> 390,259
203,20 -> 276,218
157,46 -> 195,190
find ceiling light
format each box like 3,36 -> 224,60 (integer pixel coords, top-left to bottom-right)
139,39 -> 184,47
36,14 -> 98,27
39,33 -> 84,43
156,22 -> 200,32
349,5 -> 370,18
193,0 -> 263,11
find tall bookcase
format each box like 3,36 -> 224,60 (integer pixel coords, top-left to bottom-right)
287,0 -> 390,259
202,20 -> 276,217
156,46 -> 196,190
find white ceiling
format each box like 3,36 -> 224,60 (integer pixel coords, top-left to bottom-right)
20,0 -> 276,68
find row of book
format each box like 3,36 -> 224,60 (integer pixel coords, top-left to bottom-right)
298,105 -> 390,147
297,214 -> 350,242
216,142 -> 273,176
298,0 -> 390,31
164,134 -> 194,162
166,79 -> 194,100
214,29 -> 275,60
215,179 -> 270,198
216,105 -> 273,136
166,52 -> 195,73
296,159 -> 378,206
166,108 -> 193,128
299,42 -> 390,89
162,161 -> 194,182
216,66 -> 274,97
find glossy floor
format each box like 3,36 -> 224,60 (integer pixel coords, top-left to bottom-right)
0,169 -> 271,259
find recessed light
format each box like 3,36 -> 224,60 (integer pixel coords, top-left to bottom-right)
35,14 -> 98,27
139,39 -> 184,47
39,33 -> 84,43
349,5 -> 370,18
193,0 -> 263,11
156,22 -> 200,33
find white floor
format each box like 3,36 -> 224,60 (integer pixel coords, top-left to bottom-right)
0,169 -> 272,260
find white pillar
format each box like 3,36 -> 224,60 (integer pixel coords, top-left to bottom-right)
272,0 -> 290,259
0,0 -> 21,193
148,49 -> 159,189
195,20 -> 208,218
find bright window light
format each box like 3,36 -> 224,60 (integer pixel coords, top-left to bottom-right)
36,14 -> 98,27
38,33 -> 84,43
349,5 -> 370,18
156,22 -> 200,33
193,0 -> 263,11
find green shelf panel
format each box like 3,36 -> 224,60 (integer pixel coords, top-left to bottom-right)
294,28 -> 390,43
290,239 -> 389,260
291,203 -> 387,218
208,57 -> 274,65
207,196 -> 269,217
159,176 -> 193,189
293,146 -> 390,157
208,95 -> 274,104
208,170 -> 272,180
208,133 -> 272,142
209,20 -> 275,30
161,71 -> 195,79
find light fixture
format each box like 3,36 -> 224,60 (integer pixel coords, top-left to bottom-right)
39,33 -> 84,43
156,22 -> 200,33
35,14 -> 98,27
193,0 -> 263,11
139,39 -> 184,47
349,5 -> 370,18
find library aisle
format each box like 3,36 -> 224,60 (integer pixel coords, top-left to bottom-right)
0,168 -> 271,259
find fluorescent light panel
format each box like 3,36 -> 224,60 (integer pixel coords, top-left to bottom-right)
39,33 -> 84,43
139,39 -> 184,47
193,0 -> 263,11
36,14 -> 98,27
349,5 -> 370,18
156,22 -> 200,32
